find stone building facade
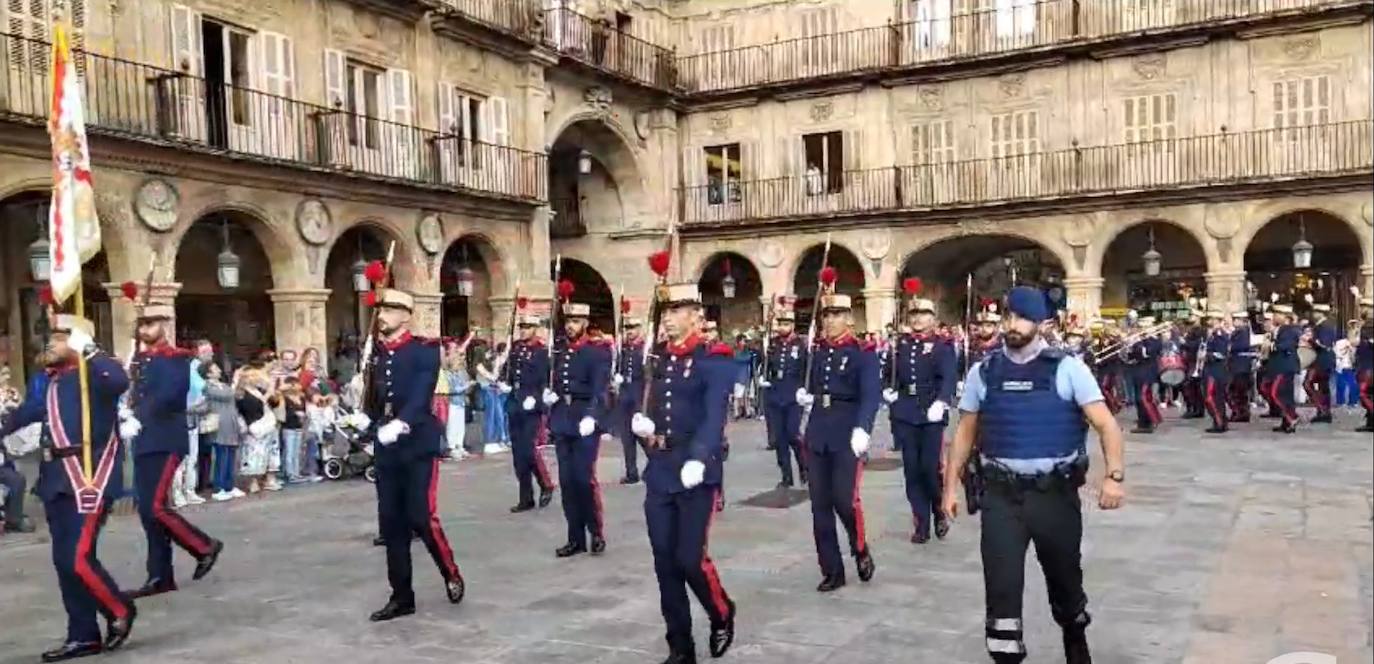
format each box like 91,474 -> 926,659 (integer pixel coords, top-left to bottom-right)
2,0 -> 1371,384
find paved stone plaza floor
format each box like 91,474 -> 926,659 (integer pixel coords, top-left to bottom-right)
0,413 -> 1370,664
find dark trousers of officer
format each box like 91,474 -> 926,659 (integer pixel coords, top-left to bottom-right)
554,434 -> 603,548
46,495 -> 133,644
1130,375 -> 1161,429
1227,370 -> 1253,421
1203,371 -> 1230,430
806,446 -> 868,578
646,484 -> 732,655
1097,374 -> 1122,414
1360,370 -> 1374,427
980,480 -> 1088,662
764,401 -> 805,485
614,391 -> 641,482
1258,371 -> 1281,416
0,463 -> 26,527
893,420 -> 943,537
509,412 -> 554,505
134,452 -> 215,581
376,457 -> 461,605
1302,367 -> 1332,417
1269,372 -> 1299,427
1180,376 -> 1200,416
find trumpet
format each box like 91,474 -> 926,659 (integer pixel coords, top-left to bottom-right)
1090,320 -> 1174,362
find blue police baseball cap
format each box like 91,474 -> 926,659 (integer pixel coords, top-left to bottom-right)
1006,286 -> 1050,323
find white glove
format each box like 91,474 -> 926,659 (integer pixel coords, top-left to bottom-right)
758,380 -> 772,388
68,328 -> 94,354
118,405 -> 134,422
850,428 -> 870,457
497,382 -> 513,394
345,412 -> 372,431
542,388 -> 559,406
578,416 -> 596,437
631,412 -> 656,438
926,400 -> 948,423
680,460 -> 705,489
522,396 -> 536,411
612,374 -> 625,387
377,419 -> 409,446
118,417 -> 141,441
795,388 -> 814,407
882,388 -> 899,404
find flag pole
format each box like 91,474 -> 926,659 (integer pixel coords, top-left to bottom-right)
75,282 -> 93,480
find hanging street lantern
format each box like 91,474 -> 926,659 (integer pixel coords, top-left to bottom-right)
351,257 -> 370,293
455,265 -> 476,297
216,220 -> 241,290
1292,216 -> 1314,269
578,149 -> 593,175
28,235 -> 51,281
721,256 -> 737,299
1142,226 -> 1162,277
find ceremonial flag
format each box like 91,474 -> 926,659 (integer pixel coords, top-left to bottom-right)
47,22 -> 101,304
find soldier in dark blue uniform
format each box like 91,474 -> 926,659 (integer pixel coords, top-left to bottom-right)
500,312 -> 555,512
795,292 -> 880,592
942,287 -> 1126,664
1180,313 -> 1206,419
0,315 -> 137,661
1257,313 -> 1284,419
882,295 -> 956,544
969,309 -> 1003,368
1202,310 -> 1232,434
122,304 -> 222,599
613,317 -> 647,485
1356,297 -> 1373,433
1269,305 -> 1302,434
759,302 -> 808,489
1227,311 -> 1256,423
1122,316 -> 1162,434
363,289 -> 465,622
544,300 -> 613,558
628,283 -> 737,664
1304,304 -> 1338,424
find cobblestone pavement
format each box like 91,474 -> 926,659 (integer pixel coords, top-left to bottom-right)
1,412 -> 1370,664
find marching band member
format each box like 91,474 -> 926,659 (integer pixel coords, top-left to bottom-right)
1304,304 -> 1337,424
0,315 -> 137,661
1269,305 -> 1302,434
1356,297 -> 1373,433
882,292 -> 957,544
1227,311 -> 1256,423
1124,316 -> 1162,434
1092,320 -> 1124,414
1202,310 -> 1231,434
1180,312 -> 1206,420
760,301 -> 809,489
1061,323 -> 1087,360
1257,313 -> 1283,420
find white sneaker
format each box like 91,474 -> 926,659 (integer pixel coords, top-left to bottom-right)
229,488 -> 247,498
483,443 -> 507,455
171,493 -> 188,508
212,491 -> 233,502
263,478 -> 284,491
185,492 -> 206,505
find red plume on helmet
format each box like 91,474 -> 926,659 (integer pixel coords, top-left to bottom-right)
361,291 -> 377,307
819,266 -> 838,286
980,297 -> 995,308
648,250 -> 671,277
557,279 -> 576,302
902,277 -> 923,295
516,296 -> 530,310
120,281 -> 139,301
620,297 -> 632,314
364,260 -> 386,285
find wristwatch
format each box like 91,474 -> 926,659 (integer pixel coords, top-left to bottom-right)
1106,470 -> 1125,483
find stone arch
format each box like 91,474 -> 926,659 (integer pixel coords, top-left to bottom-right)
436,233 -> 507,338
324,217 -> 421,290
696,251 -> 765,332
556,257 -> 615,332
1243,208 -> 1366,320
547,113 -> 652,232
1093,218 -> 1211,313
779,238 -> 869,294
169,200 -> 302,287
896,233 -> 1069,321
895,226 -> 1077,280
1084,216 -> 1216,278
1235,202 -> 1372,263
438,231 -> 512,298
789,242 -> 868,329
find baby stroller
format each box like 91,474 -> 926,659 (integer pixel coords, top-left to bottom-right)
320,405 -> 375,482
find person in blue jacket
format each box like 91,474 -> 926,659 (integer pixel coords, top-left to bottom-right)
1304,304 -> 1338,424
1,315 -> 137,661
1122,316 -> 1162,434
500,312 -> 555,512
629,282 -> 737,664
1226,311 -> 1256,423
1201,310 -> 1232,434
795,291 -> 881,592
363,289 -> 466,622
544,299 -> 613,558
1356,296 -> 1373,433
1269,304 -> 1303,434
759,304 -> 808,488
882,295 -> 957,544
612,317 -> 647,485
121,304 -> 222,600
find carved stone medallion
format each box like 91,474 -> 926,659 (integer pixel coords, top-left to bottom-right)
1203,207 -> 1239,240
295,199 -> 333,246
859,230 -> 891,261
757,239 -> 784,269
634,111 -> 651,140
708,113 -> 732,132
918,85 -> 944,111
1132,53 -> 1166,80
1282,36 -> 1319,61
416,213 -> 444,255
809,101 -> 834,122
134,178 -> 179,232
998,73 -> 1026,99
584,86 -> 613,113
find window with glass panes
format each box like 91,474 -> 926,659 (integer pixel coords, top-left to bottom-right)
990,111 -> 1038,159
704,143 -> 742,205
803,131 -> 844,194
912,120 -> 955,164
1273,76 -> 1330,131
1124,94 -> 1176,151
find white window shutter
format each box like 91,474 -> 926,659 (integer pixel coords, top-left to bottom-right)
681,146 -> 700,187
279,35 -> 295,100
385,68 -> 413,125
169,4 -> 200,74
437,81 -> 455,134
323,49 -> 345,109
489,96 -> 509,146
260,32 -> 282,96
844,129 -> 862,171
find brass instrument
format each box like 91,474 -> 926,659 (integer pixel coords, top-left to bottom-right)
1090,320 -> 1174,363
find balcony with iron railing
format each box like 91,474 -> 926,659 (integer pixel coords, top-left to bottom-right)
677,0 -> 1369,95
541,7 -> 678,91
549,196 -> 586,238
431,0 -> 546,44
681,121 -> 1373,228
0,32 -> 547,202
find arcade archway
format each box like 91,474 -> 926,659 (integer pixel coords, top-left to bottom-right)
554,257 -> 614,333
792,244 -> 866,331
1244,210 -> 1362,321
173,211 -> 276,364
697,252 -> 764,334
439,236 -> 497,338
897,234 -> 1065,325
322,224 -> 394,376
547,118 -> 646,237
1100,221 -> 1208,320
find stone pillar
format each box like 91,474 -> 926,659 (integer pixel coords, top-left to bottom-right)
1063,277 -> 1104,320
267,289 -> 331,369
103,282 -> 180,359
409,291 -> 443,339
861,287 -> 896,334
1361,264 -> 1373,298
1203,270 -> 1248,313
528,207 -> 552,299
489,296 -> 517,339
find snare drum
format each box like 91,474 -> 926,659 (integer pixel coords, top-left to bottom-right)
1158,351 -> 1187,386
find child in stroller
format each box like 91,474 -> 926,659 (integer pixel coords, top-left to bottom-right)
319,397 -> 376,482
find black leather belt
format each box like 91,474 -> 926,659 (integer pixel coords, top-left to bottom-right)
981,457 -> 1087,494
48,446 -> 82,460
819,395 -> 856,408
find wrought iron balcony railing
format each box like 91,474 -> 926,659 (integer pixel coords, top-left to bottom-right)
433,0 -> 545,42
0,32 -> 547,202
548,196 -> 586,237
682,121 -> 1373,226
542,7 -> 678,91
678,0 -> 1362,94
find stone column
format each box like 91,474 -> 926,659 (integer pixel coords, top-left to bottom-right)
1063,277 -> 1104,320
861,287 -> 896,334
267,289 -> 331,369
103,282 -> 181,359
1361,264 -> 1373,298
489,296 -> 517,339
409,291 -> 443,339
1203,270 -> 1248,313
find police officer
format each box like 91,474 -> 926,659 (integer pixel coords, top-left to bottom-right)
544,299 -> 612,558
795,292 -> 880,592
1,315 -> 137,661
500,311 -> 555,512
1202,310 -> 1231,434
364,289 -> 465,622
628,283 -> 737,664
613,317 -> 647,485
1123,316 -> 1162,434
882,295 -> 956,544
1227,311 -> 1256,423
1269,304 -> 1302,434
1180,312 -> 1206,420
759,302 -> 808,489
1304,304 -> 1338,424
1356,296 -> 1373,433
942,287 -> 1126,664
122,304 -> 222,599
